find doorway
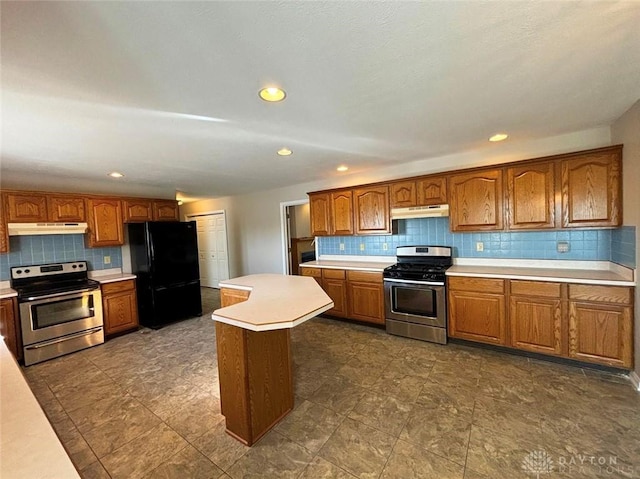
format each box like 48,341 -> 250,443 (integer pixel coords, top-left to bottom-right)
186,211 -> 230,288
280,200 -> 314,275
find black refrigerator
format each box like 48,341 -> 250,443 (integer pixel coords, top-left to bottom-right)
128,221 -> 202,329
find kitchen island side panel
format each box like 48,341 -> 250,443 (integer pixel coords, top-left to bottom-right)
215,287 -> 294,445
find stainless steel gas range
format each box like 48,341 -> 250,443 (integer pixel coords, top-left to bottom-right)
10,261 -> 104,366
383,246 -> 452,344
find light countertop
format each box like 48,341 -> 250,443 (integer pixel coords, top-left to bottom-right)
91,273 -> 137,284
447,264 -> 635,286
0,341 -> 80,478
0,271 -> 136,299
300,259 -> 394,272
89,269 -> 136,284
0,287 -> 17,299
212,274 -> 334,331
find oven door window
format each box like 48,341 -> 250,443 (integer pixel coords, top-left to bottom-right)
32,295 -> 96,330
392,285 -> 437,317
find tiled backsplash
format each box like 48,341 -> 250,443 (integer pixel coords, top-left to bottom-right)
0,235 -> 123,281
611,226 -> 636,268
318,218 -> 636,268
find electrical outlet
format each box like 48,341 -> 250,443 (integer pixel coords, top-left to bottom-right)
360,243 -> 365,251
557,241 -> 570,253
476,242 -> 484,252
339,243 -> 345,251
382,243 -> 388,251
103,255 -> 111,264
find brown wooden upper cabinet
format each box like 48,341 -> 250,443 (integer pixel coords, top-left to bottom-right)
47,195 -> 86,222
390,175 -> 448,208
353,186 -> 391,234
390,181 -> 417,208
449,169 -> 503,232
417,175 -> 448,206
86,198 -> 124,247
309,190 -> 354,236
123,198 -> 153,222
561,147 -> 621,228
153,200 -> 180,221
309,192 -> 332,236
330,190 -> 354,235
5,192 -> 48,222
506,162 -> 555,230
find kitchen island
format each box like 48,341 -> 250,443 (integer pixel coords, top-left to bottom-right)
211,274 -> 333,445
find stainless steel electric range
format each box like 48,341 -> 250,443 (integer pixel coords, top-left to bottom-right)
10,261 -> 104,366
383,246 -> 452,344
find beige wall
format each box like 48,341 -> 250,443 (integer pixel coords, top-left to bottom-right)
179,196 -> 243,279
611,99 -> 640,377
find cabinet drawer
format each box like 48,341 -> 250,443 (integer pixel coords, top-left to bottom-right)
323,269 -> 346,280
569,285 -> 632,304
101,279 -> 135,296
300,267 -> 322,278
510,280 -> 561,298
347,270 -> 382,283
448,276 -> 504,294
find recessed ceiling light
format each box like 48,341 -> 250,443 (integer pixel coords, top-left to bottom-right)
489,133 -> 509,142
336,165 -> 349,172
108,171 -> 124,178
277,147 -> 293,156
259,87 -> 286,102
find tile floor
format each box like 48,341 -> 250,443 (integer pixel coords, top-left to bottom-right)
22,287 -> 640,479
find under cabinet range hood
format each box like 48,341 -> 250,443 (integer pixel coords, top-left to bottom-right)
8,222 -> 88,236
391,204 -> 449,220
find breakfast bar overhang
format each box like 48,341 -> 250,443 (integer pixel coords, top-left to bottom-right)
211,274 -> 333,446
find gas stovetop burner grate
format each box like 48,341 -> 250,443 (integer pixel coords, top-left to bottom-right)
383,245 -> 452,282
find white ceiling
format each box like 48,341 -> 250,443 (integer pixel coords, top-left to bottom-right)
2,1 -> 640,199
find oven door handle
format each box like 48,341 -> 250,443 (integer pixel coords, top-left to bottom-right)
24,287 -> 97,302
24,327 -> 103,349
383,278 -> 445,286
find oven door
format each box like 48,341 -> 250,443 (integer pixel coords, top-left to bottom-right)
384,279 -> 446,328
19,289 -> 104,347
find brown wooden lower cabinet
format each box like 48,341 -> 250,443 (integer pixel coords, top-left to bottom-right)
102,280 -> 139,336
300,267 -> 385,325
323,278 -> 348,317
216,288 -> 293,446
448,276 -> 634,369
347,270 -> 384,325
569,301 -> 633,368
509,280 -> 563,356
448,290 -> 507,345
448,277 -> 507,345
510,296 -> 563,355
0,297 -> 21,361
299,267 -> 322,285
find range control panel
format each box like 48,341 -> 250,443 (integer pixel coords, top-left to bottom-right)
10,261 -> 88,280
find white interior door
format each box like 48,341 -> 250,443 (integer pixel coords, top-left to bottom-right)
194,213 -> 229,288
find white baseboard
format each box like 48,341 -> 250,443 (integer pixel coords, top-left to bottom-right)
630,371 -> 640,392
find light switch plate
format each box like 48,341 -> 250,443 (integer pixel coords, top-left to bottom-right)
360,243 -> 365,251
339,243 -> 345,251
557,241 -> 570,253
476,242 -> 484,252
103,255 -> 111,264
382,243 -> 388,250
